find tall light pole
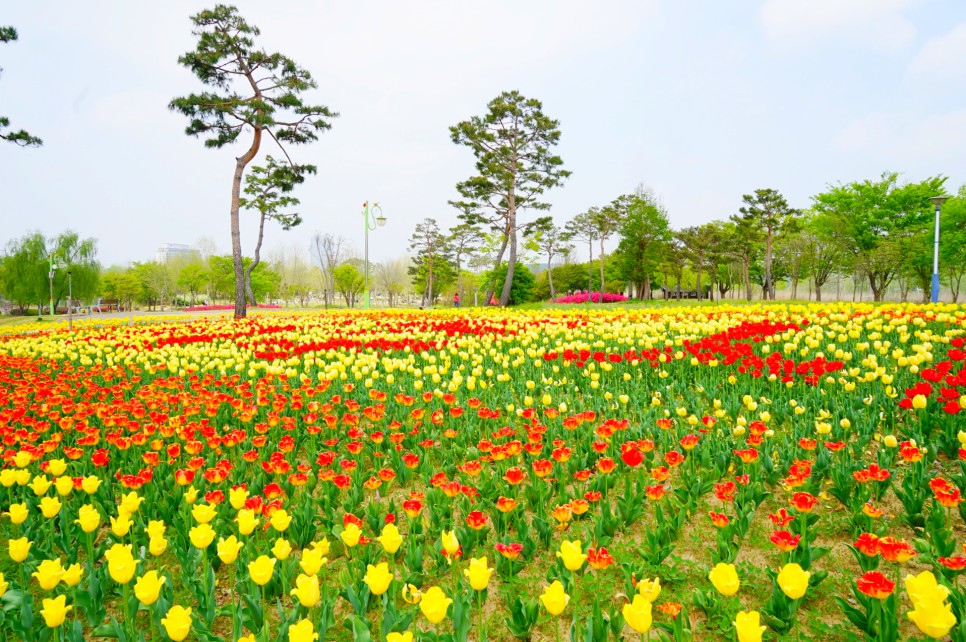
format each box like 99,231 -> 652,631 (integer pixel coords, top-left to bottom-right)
362,201 -> 386,310
47,252 -> 63,319
67,270 -> 73,331
930,195 -> 948,304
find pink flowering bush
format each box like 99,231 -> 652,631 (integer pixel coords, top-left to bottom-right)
554,292 -> 628,304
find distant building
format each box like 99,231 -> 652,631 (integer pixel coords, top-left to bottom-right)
155,243 -> 201,263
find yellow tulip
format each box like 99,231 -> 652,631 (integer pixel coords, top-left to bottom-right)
270,509 -> 292,532
14,451 -> 34,468
363,562 -> 393,596
622,594 -> 652,633
377,523 -> 404,555
7,502 -> 28,525
9,537 -> 31,562
0,470 -> 16,488
777,563 -> 810,600
63,563 -> 83,587
556,540 -> 587,572
184,486 -> 198,504
272,538 -> 292,561
149,536 -> 168,557
104,544 -> 138,584
14,469 -> 30,486
81,476 -> 101,494
110,512 -> 133,537
402,583 -> 422,604
708,563 -> 740,596
146,519 -> 166,540
119,492 -> 144,515
32,559 -> 65,590
0,572 -> 7,597
248,555 -> 276,586
54,476 -> 74,496
39,496 -> 62,519
419,586 -> 453,624
463,556 -> 494,591
387,633 -> 413,642
75,504 -> 101,533
340,522 -> 362,548
191,503 -> 218,524
217,536 -> 244,564
441,530 -> 460,556
45,459 -> 67,477
734,611 -> 766,642
299,547 -> 328,576
290,573 -> 320,607
636,577 -> 661,603
287,619 -> 319,642
540,580 -> 570,616
160,605 -> 193,642
908,599 -> 957,639
310,538 -> 330,556
905,571 -> 951,608
134,570 -> 166,605
189,523 -> 216,550
30,475 -> 52,496
40,594 -> 72,628
236,508 -> 259,535
229,486 -> 249,510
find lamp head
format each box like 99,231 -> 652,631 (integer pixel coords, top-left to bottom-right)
374,204 -> 387,227
930,196 -> 949,208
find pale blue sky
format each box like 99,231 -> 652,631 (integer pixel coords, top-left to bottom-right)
2,1 -> 964,266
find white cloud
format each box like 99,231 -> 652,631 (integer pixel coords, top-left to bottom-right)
888,110 -> 966,161
830,109 -> 966,164
908,22 -> 966,86
830,112 -> 892,152
760,0 -> 918,51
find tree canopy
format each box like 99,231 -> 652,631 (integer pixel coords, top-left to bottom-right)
170,4 -> 336,318
450,91 -> 569,305
0,26 -> 42,147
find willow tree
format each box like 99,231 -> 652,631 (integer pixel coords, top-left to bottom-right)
450,91 -> 569,306
1,26 -> 42,147
170,5 -> 336,318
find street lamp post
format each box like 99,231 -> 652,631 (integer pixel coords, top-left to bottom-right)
362,201 -> 386,310
930,196 -> 949,304
67,270 -> 73,331
46,252 -> 63,319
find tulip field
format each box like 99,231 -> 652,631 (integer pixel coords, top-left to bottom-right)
3,303 -> 966,642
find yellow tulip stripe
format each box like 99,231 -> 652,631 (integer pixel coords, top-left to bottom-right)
1,303 -> 965,642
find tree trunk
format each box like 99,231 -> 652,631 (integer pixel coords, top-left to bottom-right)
427,257 -> 434,307
815,282 -> 822,302
501,204 -> 517,306
695,255 -> 702,301
743,257 -> 752,301
547,254 -> 556,301
764,232 -> 773,300
588,240 -> 595,302
791,277 -> 798,300
484,229 -> 510,306
230,128 -> 262,319
599,238 -> 606,295
245,212 -> 267,308
947,265 -> 963,303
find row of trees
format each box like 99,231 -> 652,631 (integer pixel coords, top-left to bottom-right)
401,172 -> 965,306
